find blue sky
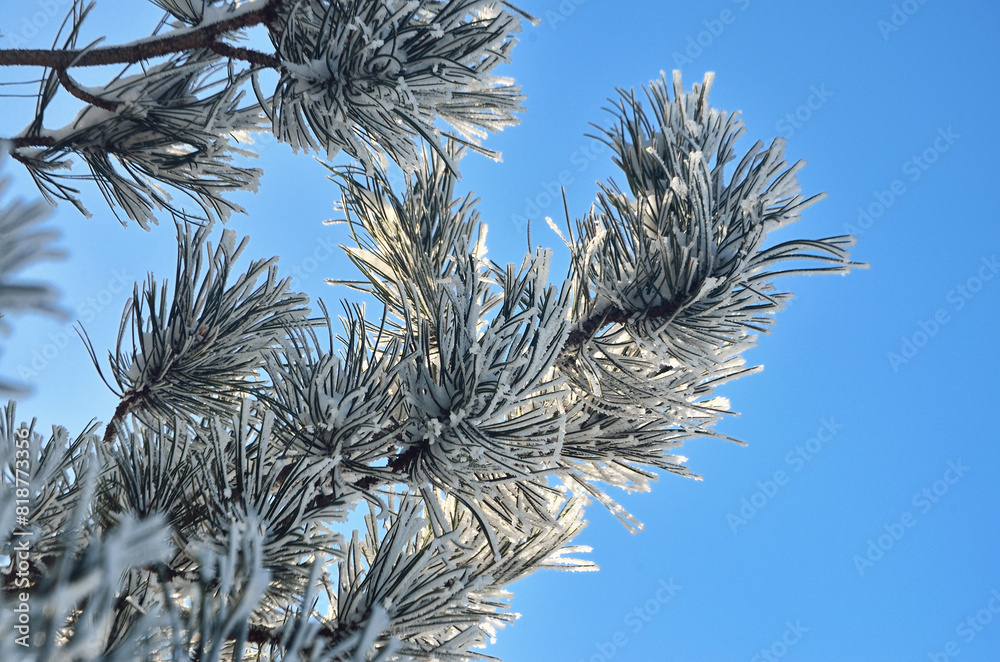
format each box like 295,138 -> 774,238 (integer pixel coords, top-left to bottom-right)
3,1 -> 1000,660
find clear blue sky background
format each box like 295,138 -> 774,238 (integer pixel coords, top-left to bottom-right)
2,1 -> 999,660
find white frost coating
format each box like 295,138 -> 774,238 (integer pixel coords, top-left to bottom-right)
17,49 -> 266,226
554,70 -> 861,506
274,0 -> 527,171
669,175 -> 688,197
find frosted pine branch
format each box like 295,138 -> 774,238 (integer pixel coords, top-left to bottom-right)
557,71 -> 865,433
85,223 -> 310,429
273,1 -> 527,171
3,0 -> 532,225
0,4 -> 862,651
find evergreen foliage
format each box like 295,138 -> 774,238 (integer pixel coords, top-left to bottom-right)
0,2 -> 862,659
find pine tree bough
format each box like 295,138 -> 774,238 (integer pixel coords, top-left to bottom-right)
1,0 -> 532,226
0,2 -> 864,660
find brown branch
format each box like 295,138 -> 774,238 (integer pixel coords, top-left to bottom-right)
9,150 -> 33,167
555,297 -> 685,371
243,610 -> 349,649
0,1 -> 284,69
6,136 -> 55,148
102,391 -> 145,446
6,136 -> 56,167
208,41 -> 280,69
57,69 -> 118,112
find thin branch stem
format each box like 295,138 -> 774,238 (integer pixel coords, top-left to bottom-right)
57,68 -> 118,112
555,297 -> 685,371
6,136 -> 55,148
102,391 -> 143,445
0,1 -> 284,70
207,41 -> 280,69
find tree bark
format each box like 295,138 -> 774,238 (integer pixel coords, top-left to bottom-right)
0,1 -> 282,69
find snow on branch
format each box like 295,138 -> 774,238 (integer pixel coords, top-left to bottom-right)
0,43 -> 864,657
1,404 -> 100,567
4,1 -> 532,230
1,403 -> 172,659
185,402 -> 349,609
329,145 -> 579,541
